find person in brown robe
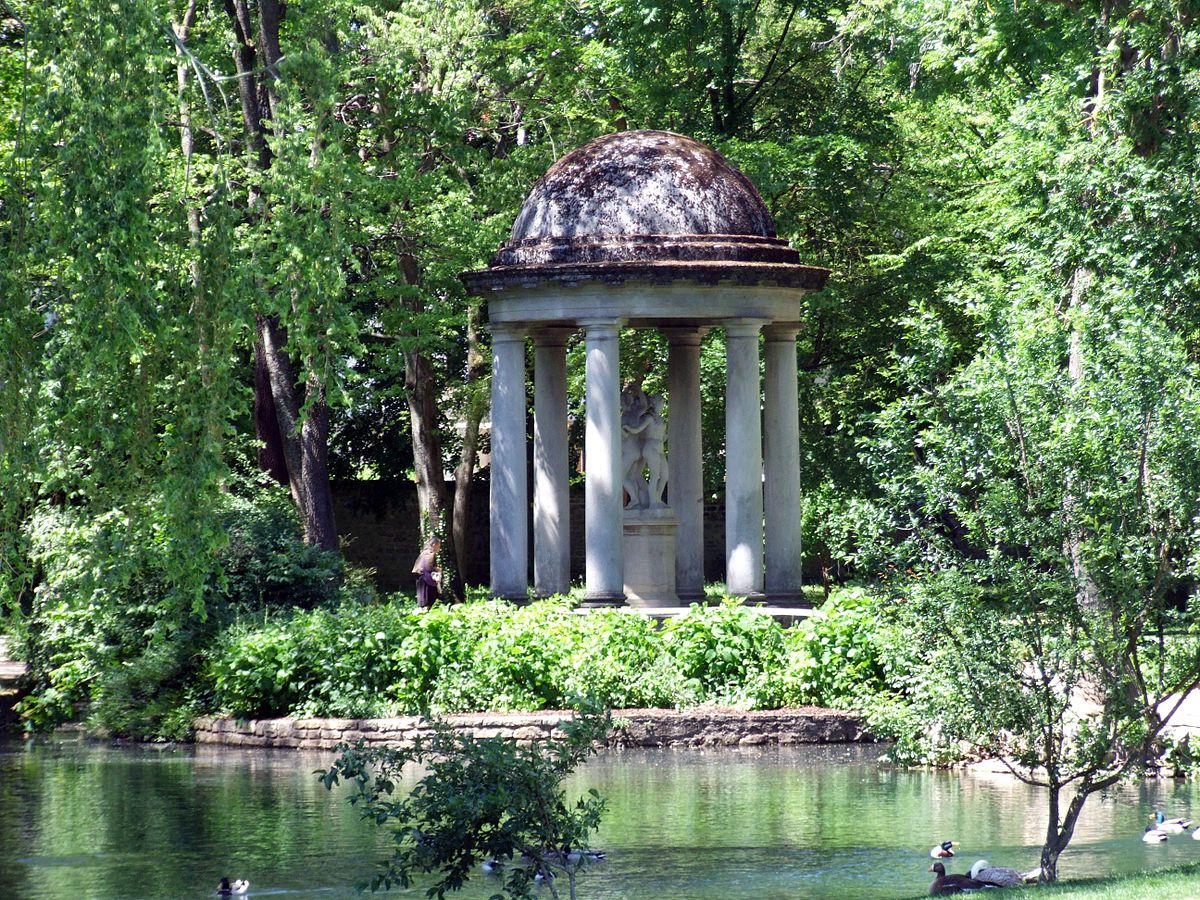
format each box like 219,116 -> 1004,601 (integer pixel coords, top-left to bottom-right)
412,536 -> 442,609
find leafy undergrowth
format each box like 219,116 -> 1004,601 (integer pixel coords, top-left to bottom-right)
207,588 -> 890,719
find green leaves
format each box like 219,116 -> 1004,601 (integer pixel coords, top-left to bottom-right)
205,591 -> 881,719
318,705 -> 612,898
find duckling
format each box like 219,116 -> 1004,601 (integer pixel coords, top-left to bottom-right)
929,840 -> 956,858
968,859 -> 1023,887
217,878 -> 249,896
928,862 -> 985,896
1143,824 -> 1169,843
1154,810 -> 1193,833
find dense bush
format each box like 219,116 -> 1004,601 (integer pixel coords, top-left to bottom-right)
781,588 -> 892,709
206,593 -> 889,719
13,488 -> 346,737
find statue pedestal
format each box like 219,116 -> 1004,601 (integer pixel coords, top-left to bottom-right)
623,508 -> 678,607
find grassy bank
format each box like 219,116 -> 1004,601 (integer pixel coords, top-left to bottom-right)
904,861 -> 1200,899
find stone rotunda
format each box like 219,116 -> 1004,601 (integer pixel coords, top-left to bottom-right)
461,130 -> 829,607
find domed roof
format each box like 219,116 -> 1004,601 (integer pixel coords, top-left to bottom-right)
463,130 -> 829,293
508,130 -> 775,245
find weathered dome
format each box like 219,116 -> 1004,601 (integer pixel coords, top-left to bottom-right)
463,130 -> 828,292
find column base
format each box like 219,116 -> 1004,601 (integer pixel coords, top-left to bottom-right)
732,591 -> 769,606
676,588 -> 706,604
577,593 -> 626,609
491,590 -> 532,605
765,590 -> 810,608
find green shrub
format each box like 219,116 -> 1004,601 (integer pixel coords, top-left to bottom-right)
15,488 -> 349,737
781,588 -> 889,708
205,593 -> 906,720
216,492 -> 343,609
660,600 -> 788,708
430,601 -> 577,712
564,609 -> 688,708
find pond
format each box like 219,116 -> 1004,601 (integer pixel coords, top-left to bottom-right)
4,737 -> 1200,899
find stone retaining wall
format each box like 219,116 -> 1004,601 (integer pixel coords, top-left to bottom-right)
193,707 -> 870,751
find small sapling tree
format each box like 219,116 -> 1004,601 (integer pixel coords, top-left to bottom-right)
317,704 -> 611,899
862,294 -> 1200,881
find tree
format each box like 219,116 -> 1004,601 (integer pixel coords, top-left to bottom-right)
852,0 -> 1200,876
220,0 -> 353,553
318,705 -> 611,899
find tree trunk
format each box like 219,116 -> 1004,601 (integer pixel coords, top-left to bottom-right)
1040,782 -> 1090,882
451,302 -> 487,590
398,252 -> 448,541
1064,265 -> 1102,614
298,373 -> 339,552
224,0 -> 339,551
254,341 -> 290,487
257,315 -> 308,510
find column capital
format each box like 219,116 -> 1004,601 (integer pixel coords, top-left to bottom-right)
764,322 -> 802,342
531,326 -> 576,348
661,326 -> 711,347
723,317 -> 769,338
491,323 -> 527,343
579,317 -> 624,336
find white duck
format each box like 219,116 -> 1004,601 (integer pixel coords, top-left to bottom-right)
1154,810 -> 1193,833
969,859 -> 1027,887
1143,825 -> 1169,843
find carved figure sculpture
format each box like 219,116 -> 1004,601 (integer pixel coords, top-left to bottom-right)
620,385 -> 668,509
642,394 -> 668,506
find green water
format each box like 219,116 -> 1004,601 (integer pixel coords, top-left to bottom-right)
4,737 -> 1200,899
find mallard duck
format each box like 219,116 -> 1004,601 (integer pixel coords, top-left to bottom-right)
968,859 -> 1023,887
1143,825 -> 1169,843
217,878 -> 249,896
928,862 -> 985,896
929,840 -> 956,858
1154,810 -> 1193,833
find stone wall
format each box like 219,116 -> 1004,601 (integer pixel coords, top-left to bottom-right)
193,707 -> 869,751
334,479 -> 734,593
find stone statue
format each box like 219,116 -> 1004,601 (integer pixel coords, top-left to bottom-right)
621,384 -> 668,509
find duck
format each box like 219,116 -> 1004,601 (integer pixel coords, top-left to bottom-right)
928,862 -> 986,896
562,847 -> 607,864
929,840 -> 957,859
481,858 -> 504,874
968,859 -> 1024,887
217,878 -> 249,896
1143,824 -> 1169,843
1154,810 -> 1193,833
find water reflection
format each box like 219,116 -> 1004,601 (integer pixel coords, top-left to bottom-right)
3,738 -> 1200,899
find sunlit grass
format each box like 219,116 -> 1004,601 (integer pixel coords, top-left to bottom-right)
901,861 -> 1200,899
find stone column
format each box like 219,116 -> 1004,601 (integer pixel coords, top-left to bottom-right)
665,327 -> 708,601
489,324 -> 529,600
533,328 -> 572,597
764,323 -> 803,603
724,318 -> 766,600
581,319 -> 625,606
